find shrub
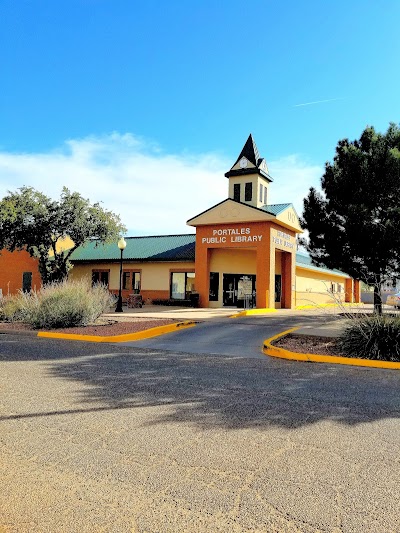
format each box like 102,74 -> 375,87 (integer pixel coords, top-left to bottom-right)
338,315 -> 400,362
0,292 -> 32,322
0,279 -> 114,329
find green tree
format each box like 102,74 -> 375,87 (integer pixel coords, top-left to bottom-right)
301,123 -> 400,314
0,186 -> 127,284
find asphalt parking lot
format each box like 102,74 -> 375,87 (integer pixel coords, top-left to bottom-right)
1,321 -> 400,532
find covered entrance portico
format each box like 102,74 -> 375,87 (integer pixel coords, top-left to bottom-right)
186,133 -> 302,309
188,213 -> 298,309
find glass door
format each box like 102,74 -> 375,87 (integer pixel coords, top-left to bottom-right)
223,274 -> 237,306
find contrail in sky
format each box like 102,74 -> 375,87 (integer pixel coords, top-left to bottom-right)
293,97 -> 345,107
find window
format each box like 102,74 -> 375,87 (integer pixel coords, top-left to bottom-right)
22,272 -> 32,293
92,270 -> 109,287
123,271 -> 141,293
233,183 -> 240,202
245,182 -> 252,201
170,272 -> 195,300
263,186 -> 267,205
209,272 -> 219,301
259,184 -> 263,202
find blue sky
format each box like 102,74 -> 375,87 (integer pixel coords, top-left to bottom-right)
0,0 -> 399,234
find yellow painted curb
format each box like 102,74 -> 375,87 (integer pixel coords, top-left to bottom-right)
230,308 -> 277,318
37,321 -> 196,343
295,303 -> 364,310
263,328 -> 400,370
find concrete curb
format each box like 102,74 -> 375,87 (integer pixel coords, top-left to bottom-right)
263,327 -> 400,370
37,320 -> 196,343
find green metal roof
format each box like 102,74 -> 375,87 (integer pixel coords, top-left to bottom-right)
295,252 -> 347,277
261,203 -> 292,216
70,234 -> 196,262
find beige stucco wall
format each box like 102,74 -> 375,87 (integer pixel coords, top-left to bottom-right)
209,248 -> 257,275
227,174 -> 270,208
70,258 -> 350,308
295,267 -> 346,306
70,261 -> 195,292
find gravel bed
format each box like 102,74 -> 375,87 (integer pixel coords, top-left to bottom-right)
274,333 -> 341,356
0,318 -> 180,337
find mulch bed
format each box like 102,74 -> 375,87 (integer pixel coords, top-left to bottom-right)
0,318 -> 180,337
273,333 -> 342,356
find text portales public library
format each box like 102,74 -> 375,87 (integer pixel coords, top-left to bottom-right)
0,135 -> 360,307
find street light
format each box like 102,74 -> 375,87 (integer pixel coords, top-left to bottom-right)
115,237 -> 127,313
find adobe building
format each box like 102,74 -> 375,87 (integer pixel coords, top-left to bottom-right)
0,249 -> 42,297
0,134 -> 360,307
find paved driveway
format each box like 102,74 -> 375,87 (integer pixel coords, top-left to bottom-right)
124,313 -> 334,357
1,321 -> 400,532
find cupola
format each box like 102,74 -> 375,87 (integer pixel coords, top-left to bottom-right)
225,134 -> 273,208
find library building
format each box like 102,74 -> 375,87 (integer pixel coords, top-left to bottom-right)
65,134 -> 360,309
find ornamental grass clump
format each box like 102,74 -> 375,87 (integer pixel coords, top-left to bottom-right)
0,291 -> 32,323
0,279 -> 114,329
338,315 -> 400,362
28,279 -> 114,329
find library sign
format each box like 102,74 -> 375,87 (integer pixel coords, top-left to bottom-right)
271,229 -> 295,250
201,227 -> 263,244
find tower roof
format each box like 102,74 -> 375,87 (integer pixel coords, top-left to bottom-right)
224,133 -> 272,181
233,133 -> 260,167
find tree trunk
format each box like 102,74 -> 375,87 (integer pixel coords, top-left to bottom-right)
37,256 -> 51,285
373,284 -> 382,315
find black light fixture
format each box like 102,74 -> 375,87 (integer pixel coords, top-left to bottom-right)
115,237 -> 127,313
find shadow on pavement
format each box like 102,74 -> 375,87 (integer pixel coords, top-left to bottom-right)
1,335 -> 399,430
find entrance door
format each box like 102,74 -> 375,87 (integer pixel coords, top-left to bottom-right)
223,274 -> 256,307
223,274 -> 237,306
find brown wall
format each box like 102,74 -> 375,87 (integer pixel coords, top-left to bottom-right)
0,249 -> 42,295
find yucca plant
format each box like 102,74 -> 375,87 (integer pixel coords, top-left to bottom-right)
338,314 -> 400,362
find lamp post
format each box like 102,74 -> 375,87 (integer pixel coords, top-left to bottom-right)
115,237 -> 127,313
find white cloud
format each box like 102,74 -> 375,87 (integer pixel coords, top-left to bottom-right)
0,133 -> 322,235
267,155 -> 322,217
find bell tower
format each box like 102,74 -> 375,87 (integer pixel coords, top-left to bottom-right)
225,134 -> 273,208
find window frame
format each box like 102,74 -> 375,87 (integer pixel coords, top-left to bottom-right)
233,183 -> 241,202
209,272 -> 219,301
170,270 -> 195,300
92,269 -> 110,288
245,182 -> 252,202
122,269 -> 142,293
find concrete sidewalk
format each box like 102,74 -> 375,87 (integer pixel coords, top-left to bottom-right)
104,303 -> 372,321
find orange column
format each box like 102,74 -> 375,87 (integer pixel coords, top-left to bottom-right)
345,278 -> 354,303
281,252 -> 294,309
256,229 -> 272,309
194,238 -> 210,308
353,280 -> 361,303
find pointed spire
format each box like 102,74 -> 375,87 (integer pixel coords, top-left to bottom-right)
225,133 -> 272,182
235,134 -> 260,167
